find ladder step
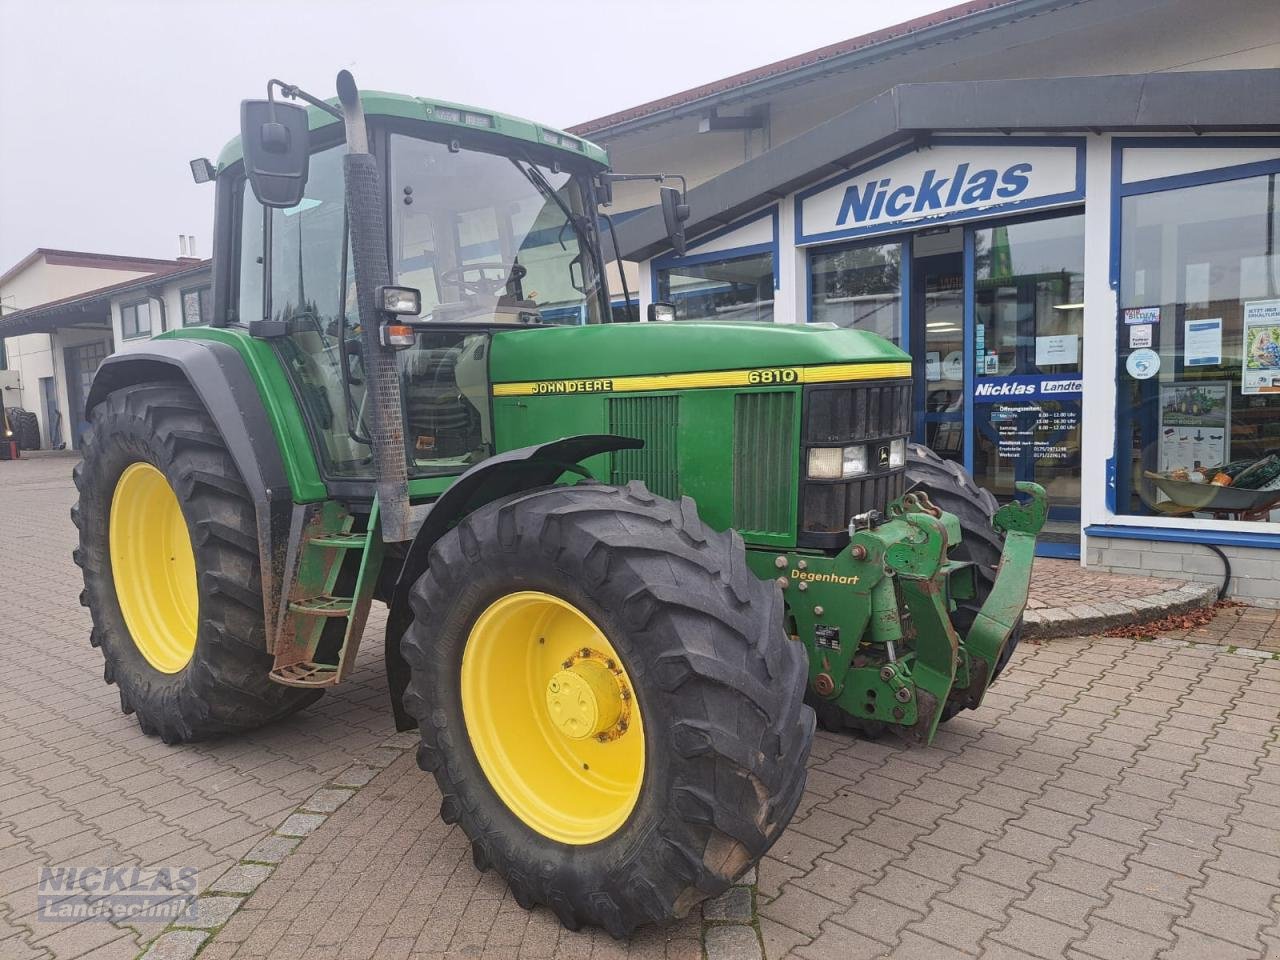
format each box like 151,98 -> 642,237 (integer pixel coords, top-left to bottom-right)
289,595 -> 354,617
309,533 -> 369,548
269,662 -> 340,688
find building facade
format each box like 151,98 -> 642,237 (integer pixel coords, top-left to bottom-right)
0,253 -> 210,450
612,70 -> 1280,602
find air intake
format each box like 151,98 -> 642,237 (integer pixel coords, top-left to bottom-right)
608,396 -> 679,499
733,391 -> 796,537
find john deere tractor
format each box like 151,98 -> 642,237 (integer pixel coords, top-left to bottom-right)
73,72 -> 1045,935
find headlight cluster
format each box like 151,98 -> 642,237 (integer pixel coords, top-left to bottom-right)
807,438 -> 904,480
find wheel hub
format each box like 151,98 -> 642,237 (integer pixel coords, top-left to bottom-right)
545,658 -> 623,740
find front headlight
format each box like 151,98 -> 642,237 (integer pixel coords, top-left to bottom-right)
807,444 -> 868,480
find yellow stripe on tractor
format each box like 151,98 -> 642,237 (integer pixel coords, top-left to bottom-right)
491,361 -> 912,397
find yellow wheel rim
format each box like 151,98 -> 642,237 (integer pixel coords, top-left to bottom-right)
109,462 -> 198,674
461,591 -> 645,845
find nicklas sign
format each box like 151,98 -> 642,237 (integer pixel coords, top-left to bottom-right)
796,141 -> 1082,243
836,162 -> 1032,225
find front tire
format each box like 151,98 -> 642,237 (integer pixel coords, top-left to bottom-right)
401,482 -> 813,936
73,381 -> 320,742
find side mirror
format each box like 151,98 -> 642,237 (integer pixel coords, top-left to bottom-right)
647,302 -> 676,322
660,186 -> 690,257
240,99 -> 310,208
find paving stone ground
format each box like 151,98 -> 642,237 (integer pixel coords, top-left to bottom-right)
0,456 -> 399,959
2,455 -> 1278,960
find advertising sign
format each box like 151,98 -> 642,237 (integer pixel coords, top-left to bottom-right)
972,374 -> 1081,403
1242,299 -> 1280,395
796,140 -> 1083,243
1157,382 -> 1230,474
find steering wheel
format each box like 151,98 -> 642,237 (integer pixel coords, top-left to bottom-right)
439,263 -> 518,297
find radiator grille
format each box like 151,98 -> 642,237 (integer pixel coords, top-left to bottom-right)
608,395 -> 679,499
733,391 -> 796,536
800,378 -> 912,549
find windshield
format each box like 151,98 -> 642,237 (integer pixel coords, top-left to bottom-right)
389,134 -> 605,326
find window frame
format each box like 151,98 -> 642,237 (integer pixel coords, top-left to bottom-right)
119,299 -> 153,340
1105,137 -> 1280,539
180,284 -> 213,327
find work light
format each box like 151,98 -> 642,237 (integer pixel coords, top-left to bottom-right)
378,285 -> 422,316
888,438 -> 906,469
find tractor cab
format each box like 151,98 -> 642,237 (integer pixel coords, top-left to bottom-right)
222,89 -> 618,484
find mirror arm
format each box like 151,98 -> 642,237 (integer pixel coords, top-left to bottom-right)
268,79 -> 343,120
598,172 -> 687,199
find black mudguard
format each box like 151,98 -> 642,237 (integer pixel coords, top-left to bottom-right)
85,340 -> 295,640
384,434 -> 642,731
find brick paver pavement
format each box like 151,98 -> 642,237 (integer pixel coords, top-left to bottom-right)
3,455 -> 1278,960
1025,560 -> 1185,611
0,456 -> 400,959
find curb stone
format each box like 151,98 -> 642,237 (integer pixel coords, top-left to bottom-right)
1024,581 -> 1218,639
135,732 -> 419,960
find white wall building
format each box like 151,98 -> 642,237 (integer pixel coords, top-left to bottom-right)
0,252 -> 210,449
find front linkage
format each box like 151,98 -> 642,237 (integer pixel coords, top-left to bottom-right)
749,481 -> 1047,743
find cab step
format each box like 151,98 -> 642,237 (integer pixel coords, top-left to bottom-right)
269,500 -> 386,689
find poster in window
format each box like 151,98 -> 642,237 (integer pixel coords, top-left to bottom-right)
1183,318 -> 1222,367
1157,382 -> 1230,476
1242,299 -> 1280,395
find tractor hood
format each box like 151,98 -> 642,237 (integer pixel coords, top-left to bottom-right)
488,322 -> 910,389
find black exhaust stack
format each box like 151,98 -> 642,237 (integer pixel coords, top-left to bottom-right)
336,70 -> 413,542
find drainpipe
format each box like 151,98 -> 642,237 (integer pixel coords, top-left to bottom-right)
151,288 -> 168,335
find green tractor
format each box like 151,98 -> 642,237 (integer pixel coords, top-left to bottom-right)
73,72 -> 1045,934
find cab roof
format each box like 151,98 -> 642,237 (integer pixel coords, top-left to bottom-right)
215,89 -> 610,172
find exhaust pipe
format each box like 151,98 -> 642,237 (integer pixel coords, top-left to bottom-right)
336,69 -> 413,542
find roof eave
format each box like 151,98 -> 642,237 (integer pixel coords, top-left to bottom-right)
614,69 -> 1280,262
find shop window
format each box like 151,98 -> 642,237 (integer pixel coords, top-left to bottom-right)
120,300 -> 152,339
808,240 -> 902,341
181,285 -> 212,326
972,214 -> 1085,515
656,251 -> 774,322
1117,172 -> 1280,524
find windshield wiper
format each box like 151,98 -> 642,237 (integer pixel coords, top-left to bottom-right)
511,158 -> 592,250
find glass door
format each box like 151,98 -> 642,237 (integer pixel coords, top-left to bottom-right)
970,213 -> 1085,555
910,251 -> 966,466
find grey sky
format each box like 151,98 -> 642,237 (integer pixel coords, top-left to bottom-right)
0,0 -> 952,271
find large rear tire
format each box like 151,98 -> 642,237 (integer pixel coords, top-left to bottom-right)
903,443 -> 1021,721
401,482 -> 814,936
73,382 -> 320,742
6,407 -> 39,451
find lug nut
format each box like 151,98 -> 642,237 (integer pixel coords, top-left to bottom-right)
797,581 -> 808,592
895,687 -> 913,703
879,665 -> 895,682
797,560 -> 808,571
814,606 -> 825,616
850,545 -> 868,561
776,576 -> 788,589
774,555 -> 788,569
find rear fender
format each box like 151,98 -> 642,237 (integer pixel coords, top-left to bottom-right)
384,434 -> 642,731
86,342 -> 294,646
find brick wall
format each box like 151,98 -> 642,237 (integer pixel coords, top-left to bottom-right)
1086,536 -> 1280,608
